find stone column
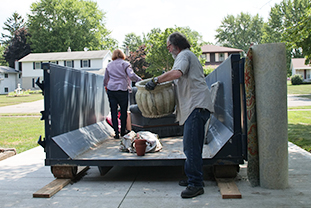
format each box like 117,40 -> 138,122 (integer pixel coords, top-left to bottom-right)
252,43 -> 288,189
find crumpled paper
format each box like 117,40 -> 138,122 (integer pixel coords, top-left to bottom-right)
119,131 -> 162,153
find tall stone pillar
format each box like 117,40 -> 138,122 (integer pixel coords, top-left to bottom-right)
252,43 -> 288,189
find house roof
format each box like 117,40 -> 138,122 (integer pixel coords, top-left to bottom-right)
18,50 -> 111,62
201,45 -> 243,53
291,58 -> 311,70
0,66 -> 20,73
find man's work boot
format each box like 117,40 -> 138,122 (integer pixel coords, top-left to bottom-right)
181,186 -> 204,198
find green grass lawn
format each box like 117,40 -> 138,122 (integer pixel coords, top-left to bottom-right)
287,82 -> 311,153
0,116 -> 44,153
287,81 -> 311,95
0,93 -> 44,153
288,110 -> 311,152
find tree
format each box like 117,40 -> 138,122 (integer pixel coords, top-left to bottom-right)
261,0 -> 310,75
125,45 -> 151,79
122,33 -> 142,53
200,41 -> 214,46
3,27 -> 31,68
0,44 -> 8,66
280,1 -> 311,64
27,0 -> 117,53
290,8 -> 311,64
145,26 -> 204,76
215,12 -> 264,54
1,12 -> 25,45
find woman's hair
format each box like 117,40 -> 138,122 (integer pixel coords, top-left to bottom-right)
112,49 -> 126,60
167,32 -> 191,50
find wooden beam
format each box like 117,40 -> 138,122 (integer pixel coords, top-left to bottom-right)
33,166 -> 89,198
33,178 -> 71,198
0,148 -> 16,161
216,178 -> 242,199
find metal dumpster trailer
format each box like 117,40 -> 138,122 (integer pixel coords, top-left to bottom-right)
36,54 -> 247,179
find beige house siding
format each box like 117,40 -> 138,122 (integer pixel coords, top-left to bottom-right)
201,45 -> 243,69
291,58 -> 311,81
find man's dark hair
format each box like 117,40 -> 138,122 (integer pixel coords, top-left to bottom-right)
168,32 -> 191,50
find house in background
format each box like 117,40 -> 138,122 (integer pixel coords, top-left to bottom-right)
201,45 -> 243,69
291,58 -> 311,81
0,66 -> 21,94
18,49 -> 112,90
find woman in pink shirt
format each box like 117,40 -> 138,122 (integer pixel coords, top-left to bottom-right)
104,49 -> 142,139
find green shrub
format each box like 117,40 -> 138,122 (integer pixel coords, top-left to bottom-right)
7,90 -> 30,97
291,74 -> 303,85
203,66 -> 215,76
27,90 -> 42,94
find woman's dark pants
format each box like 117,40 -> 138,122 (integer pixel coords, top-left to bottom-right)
107,90 -> 129,136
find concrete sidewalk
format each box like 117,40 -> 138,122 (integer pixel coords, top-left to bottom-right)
0,99 -> 44,114
0,143 -> 310,208
288,94 -> 311,107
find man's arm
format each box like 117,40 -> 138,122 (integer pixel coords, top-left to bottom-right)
157,70 -> 183,83
145,69 -> 183,91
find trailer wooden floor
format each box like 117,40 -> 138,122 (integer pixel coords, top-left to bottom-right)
74,136 -> 211,161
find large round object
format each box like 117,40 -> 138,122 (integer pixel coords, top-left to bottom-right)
135,78 -> 175,118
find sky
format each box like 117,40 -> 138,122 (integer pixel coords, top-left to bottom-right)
0,0 -> 283,47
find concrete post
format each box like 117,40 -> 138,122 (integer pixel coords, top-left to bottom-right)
252,43 -> 288,189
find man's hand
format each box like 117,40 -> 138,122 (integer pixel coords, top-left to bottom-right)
145,78 -> 157,91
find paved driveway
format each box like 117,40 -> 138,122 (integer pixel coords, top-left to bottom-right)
288,94 -> 311,107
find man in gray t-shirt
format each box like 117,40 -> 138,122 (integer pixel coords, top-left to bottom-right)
145,32 -> 214,198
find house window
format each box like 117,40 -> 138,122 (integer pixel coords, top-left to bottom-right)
307,70 -> 311,79
297,70 -> 304,78
83,60 -> 88,67
4,73 -> 8,78
80,60 -> 91,68
200,54 -> 210,63
50,61 -> 57,64
219,53 -> 225,62
34,62 -> 41,69
66,61 -> 72,68
206,53 -> 210,62
64,60 -> 74,68
4,87 -> 8,93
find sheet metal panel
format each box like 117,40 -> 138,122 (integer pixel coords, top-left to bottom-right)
204,54 -> 244,158
52,120 -> 114,159
49,64 -> 109,137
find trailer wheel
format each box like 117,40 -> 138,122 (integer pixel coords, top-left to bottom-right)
51,165 -> 78,179
213,165 -> 240,178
